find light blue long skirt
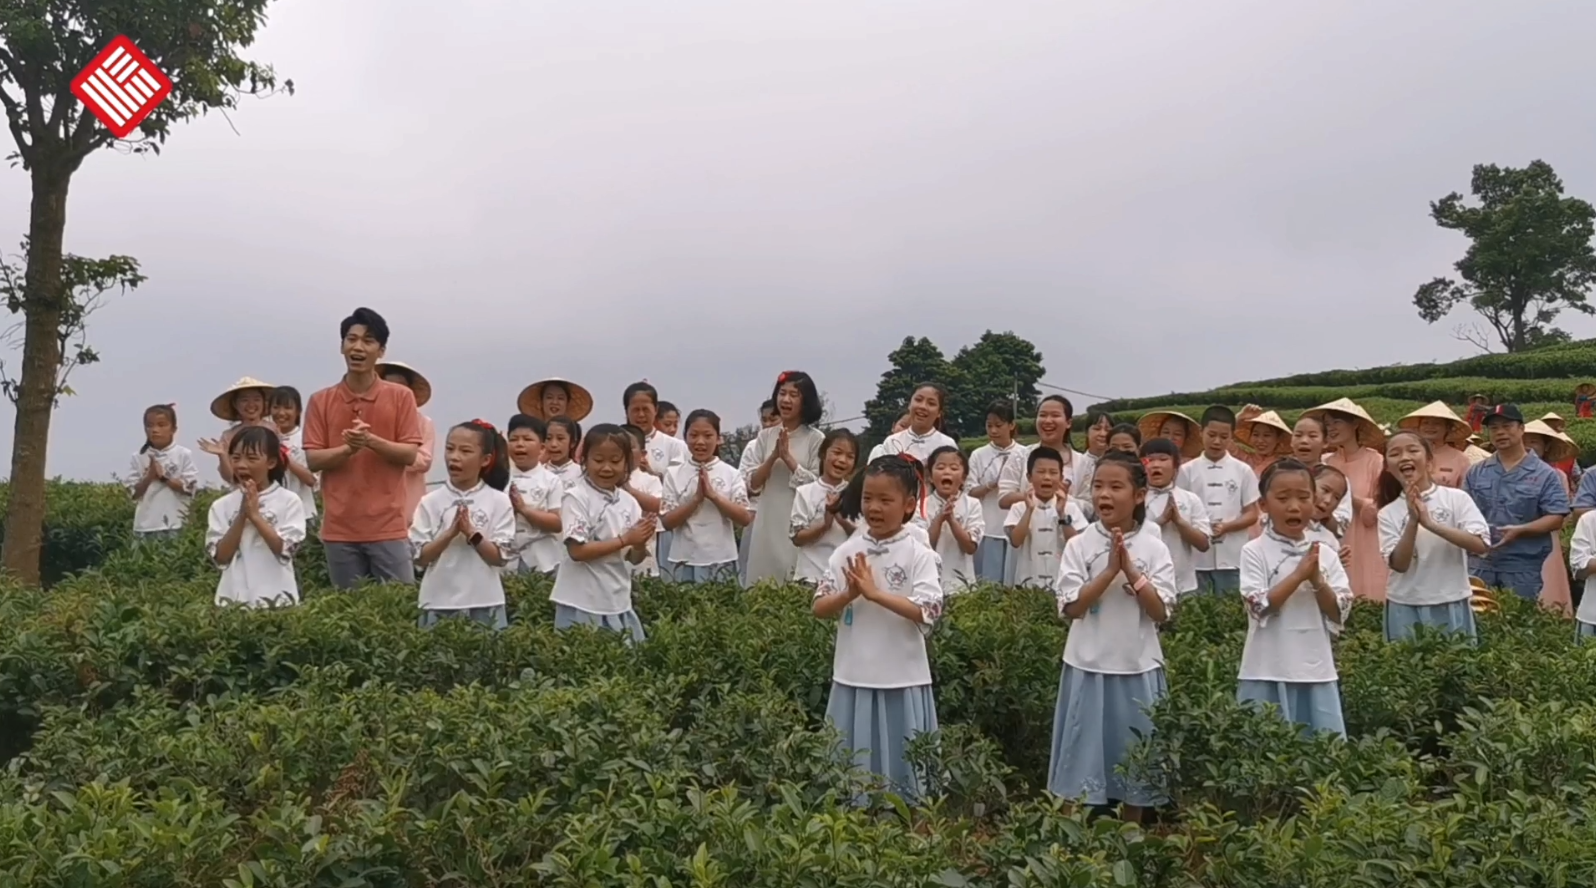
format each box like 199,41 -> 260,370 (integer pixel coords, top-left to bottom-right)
1385,599 -> 1477,643
826,682 -> 938,800
419,605 -> 508,630
656,531 -> 674,570
1578,621 -> 1595,643
737,528 -> 752,584
1002,544 -> 1020,586
671,561 -> 737,585
976,536 -> 1008,583
1237,679 -> 1345,737
1047,665 -> 1167,807
553,603 -> 646,644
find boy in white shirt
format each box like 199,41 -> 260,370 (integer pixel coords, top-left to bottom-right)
1140,437 -> 1213,596
1005,446 -> 1086,589
968,399 -> 1020,583
1178,406 -> 1260,594
505,414 -> 564,575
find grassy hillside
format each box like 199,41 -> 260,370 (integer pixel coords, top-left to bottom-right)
1086,339 -> 1596,462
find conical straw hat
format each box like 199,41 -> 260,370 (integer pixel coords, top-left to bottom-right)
1539,412 -> 1566,433
375,360 -> 432,408
1137,410 -> 1202,458
1523,420 -> 1576,463
517,377 -> 593,421
1397,401 -> 1471,447
210,377 -> 275,421
1235,410 -> 1292,455
1300,397 -> 1385,449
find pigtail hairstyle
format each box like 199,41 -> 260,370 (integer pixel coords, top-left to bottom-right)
581,423 -> 637,475
457,419 -> 511,490
771,370 -> 824,426
140,403 -> 178,453
229,425 -> 287,486
1260,457 -> 1315,498
836,453 -> 924,523
1095,450 -> 1150,524
1375,431 -> 1431,507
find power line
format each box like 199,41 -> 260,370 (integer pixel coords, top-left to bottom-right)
1035,380 -> 1118,402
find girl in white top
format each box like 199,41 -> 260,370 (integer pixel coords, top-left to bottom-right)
866,412 -> 911,462
877,383 -> 958,462
742,371 -> 826,583
1568,510 -> 1596,642
1006,446 -> 1086,589
1237,459 -> 1354,737
1292,417 -> 1355,532
812,454 -> 943,799
506,414 -> 564,575
411,420 -> 517,630
542,417 -> 584,490
924,445 -> 985,593
1049,451 -> 1178,819
206,426 -> 307,608
1377,431 -> 1489,642
549,424 -> 657,643
968,401 -> 1021,583
621,423 -> 666,578
998,395 -> 1079,582
662,410 -> 753,584
790,428 -> 860,583
268,387 -> 319,524
127,403 -> 200,541
1139,438 -> 1212,596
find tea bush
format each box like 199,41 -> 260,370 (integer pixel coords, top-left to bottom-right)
4,538 -> 1596,884
0,480 -> 137,586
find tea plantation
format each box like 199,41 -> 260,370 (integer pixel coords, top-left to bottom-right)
3,481 -> 1596,885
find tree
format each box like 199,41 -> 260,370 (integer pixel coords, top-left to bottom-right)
0,2 -> 289,583
0,246 -> 144,403
947,330 -> 1045,437
863,336 -> 953,440
719,423 -> 758,465
1413,160 -> 1596,353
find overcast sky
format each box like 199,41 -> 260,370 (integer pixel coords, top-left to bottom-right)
4,0 -> 1596,484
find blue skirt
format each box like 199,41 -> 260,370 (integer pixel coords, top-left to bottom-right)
1237,679 -> 1345,737
976,536 -> 1008,583
1578,621 -> 1595,643
1384,599 -> 1476,643
671,561 -> 737,585
737,528 -> 752,584
553,603 -> 646,644
418,605 -> 508,630
825,682 -> 938,801
1047,665 -> 1167,807
656,531 -> 674,569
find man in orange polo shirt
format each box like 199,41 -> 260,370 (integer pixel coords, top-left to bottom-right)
303,307 -> 425,590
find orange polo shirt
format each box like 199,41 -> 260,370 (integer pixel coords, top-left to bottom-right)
303,377 -> 424,543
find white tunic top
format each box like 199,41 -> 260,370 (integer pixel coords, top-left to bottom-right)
1377,485 -> 1488,606
789,478 -> 850,582
279,427 -> 319,520
127,444 -> 200,533
410,481 -> 517,610
627,468 -> 664,576
814,527 -> 943,689
996,442 -> 1089,513
1238,527 -> 1353,683
662,458 -> 749,565
1055,522 -> 1178,674
878,427 -> 959,462
549,479 -> 644,616
545,460 -> 583,492
925,491 -> 986,593
1145,484 -> 1213,595
1571,511 -> 1596,627
1178,453 -> 1260,570
508,464 -> 564,573
205,483 -> 307,607
1004,497 -> 1087,588
968,441 -> 1021,540
741,424 -> 823,582
644,429 -> 691,477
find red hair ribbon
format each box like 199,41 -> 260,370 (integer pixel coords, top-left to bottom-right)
280,444 -> 292,467
468,419 -> 498,470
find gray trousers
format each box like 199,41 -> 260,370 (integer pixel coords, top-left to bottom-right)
324,540 -> 416,590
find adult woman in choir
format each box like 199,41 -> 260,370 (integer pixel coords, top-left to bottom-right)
1303,398 -> 1387,601
741,371 -> 826,583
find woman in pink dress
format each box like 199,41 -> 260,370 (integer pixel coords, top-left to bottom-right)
1397,401 -> 1472,487
1305,398 -> 1387,601
377,360 -> 435,522
1234,407 -> 1292,539
1523,420 -> 1575,616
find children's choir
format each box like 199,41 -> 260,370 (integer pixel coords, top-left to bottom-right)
130,305 -> 1596,813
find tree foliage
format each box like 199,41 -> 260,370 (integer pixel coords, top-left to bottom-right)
863,332 -> 1046,439
0,245 -> 143,403
1413,160 -> 1596,353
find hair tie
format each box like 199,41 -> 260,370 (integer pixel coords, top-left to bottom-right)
280,444 -> 291,466
470,418 -> 496,431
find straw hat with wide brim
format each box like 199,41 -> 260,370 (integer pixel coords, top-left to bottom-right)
1236,410 -> 1293,455
1524,420 -> 1577,463
1577,383 -> 1596,398
1137,410 -> 1202,459
375,360 -> 432,408
1397,400 -> 1471,448
1300,398 -> 1386,449
1539,412 -> 1567,433
518,377 -> 593,421
210,377 -> 275,421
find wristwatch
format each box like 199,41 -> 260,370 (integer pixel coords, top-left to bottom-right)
468,531 -> 484,548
